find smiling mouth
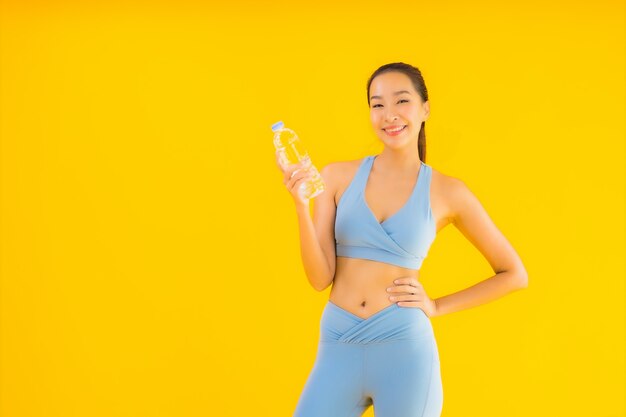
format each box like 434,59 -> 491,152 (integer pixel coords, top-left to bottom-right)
384,125 -> 407,135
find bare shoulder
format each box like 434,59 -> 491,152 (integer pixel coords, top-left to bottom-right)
428,164 -> 470,230
429,164 -> 486,223
429,165 -> 466,195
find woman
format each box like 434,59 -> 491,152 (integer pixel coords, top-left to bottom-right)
276,62 -> 528,417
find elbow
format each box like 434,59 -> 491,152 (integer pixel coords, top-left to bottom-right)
514,269 -> 529,289
500,260 -> 528,290
314,281 -> 332,292
314,265 -> 335,292
313,275 -> 334,292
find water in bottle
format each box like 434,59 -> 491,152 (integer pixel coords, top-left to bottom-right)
271,120 -> 325,201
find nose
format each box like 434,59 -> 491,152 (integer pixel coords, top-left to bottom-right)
384,110 -> 399,122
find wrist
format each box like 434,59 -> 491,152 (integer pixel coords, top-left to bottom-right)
294,200 -> 310,215
432,298 -> 440,318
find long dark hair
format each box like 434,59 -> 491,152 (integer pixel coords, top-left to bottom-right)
366,62 -> 429,163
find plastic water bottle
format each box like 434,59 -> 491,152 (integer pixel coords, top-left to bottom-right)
271,120 -> 325,201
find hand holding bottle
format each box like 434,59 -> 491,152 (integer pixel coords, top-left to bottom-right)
275,150 -> 314,208
271,120 -> 325,203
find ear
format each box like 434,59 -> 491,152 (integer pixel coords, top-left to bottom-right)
423,100 -> 430,121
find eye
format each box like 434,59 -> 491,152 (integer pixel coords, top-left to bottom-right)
372,99 -> 409,108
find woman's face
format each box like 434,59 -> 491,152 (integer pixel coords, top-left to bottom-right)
369,71 -> 429,150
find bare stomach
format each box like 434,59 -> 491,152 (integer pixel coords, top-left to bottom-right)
328,256 -> 421,320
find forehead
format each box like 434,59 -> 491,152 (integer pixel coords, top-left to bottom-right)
370,72 -> 413,99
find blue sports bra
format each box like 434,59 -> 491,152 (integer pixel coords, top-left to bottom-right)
334,155 -> 436,270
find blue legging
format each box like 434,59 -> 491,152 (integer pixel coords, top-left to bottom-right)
293,300 -> 443,417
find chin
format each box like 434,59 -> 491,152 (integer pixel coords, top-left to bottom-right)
380,133 -> 410,143
383,141 -> 409,149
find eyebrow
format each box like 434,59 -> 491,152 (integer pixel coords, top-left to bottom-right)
370,90 -> 412,101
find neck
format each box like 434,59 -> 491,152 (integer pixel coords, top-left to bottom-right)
375,147 -> 422,176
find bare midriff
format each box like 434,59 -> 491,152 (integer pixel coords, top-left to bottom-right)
328,256 -> 421,320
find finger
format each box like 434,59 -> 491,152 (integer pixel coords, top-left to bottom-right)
290,168 -> 302,179
287,168 -> 310,183
287,176 -> 299,191
283,167 -> 299,184
395,289 -> 418,296
404,283 -> 422,292
395,284 -> 420,293
283,161 -> 306,181
387,284 -> 410,294
393,278 -> 422,289
283,167 -> 297,183
391,294 -> 422,302
287,171 -> 312,191
288,177 -> 310,194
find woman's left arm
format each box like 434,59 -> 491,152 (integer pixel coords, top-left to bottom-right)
431,177 -> 528,317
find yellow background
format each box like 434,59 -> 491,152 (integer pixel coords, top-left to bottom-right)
1,1 -> 624,416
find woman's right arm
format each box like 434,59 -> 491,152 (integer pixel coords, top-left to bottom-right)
294,164 -> 337,291
277,153 -> 337,292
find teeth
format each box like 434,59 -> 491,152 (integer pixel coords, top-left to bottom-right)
386,126 -> 405,133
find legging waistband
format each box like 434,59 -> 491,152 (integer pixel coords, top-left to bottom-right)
320,300 -> 434,345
